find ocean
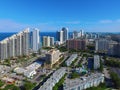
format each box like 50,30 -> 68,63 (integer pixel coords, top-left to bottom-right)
0,32 -> 72,42
0,32 -> 57,42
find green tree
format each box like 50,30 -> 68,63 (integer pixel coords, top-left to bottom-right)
0,80 -> 4,87
23,81 -> 36,90
99,59 -> 103,72
110,71 -> 120,89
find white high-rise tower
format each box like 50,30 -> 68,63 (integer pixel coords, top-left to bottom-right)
32,28 -> 40,52
62,27 -> 68,41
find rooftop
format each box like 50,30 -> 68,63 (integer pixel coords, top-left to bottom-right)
64,73 -> 104,89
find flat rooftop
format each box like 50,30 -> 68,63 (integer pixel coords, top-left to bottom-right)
64,73 -> 104,89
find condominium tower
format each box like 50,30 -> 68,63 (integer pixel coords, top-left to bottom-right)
66,39 -> 87,50
56,30 -> 63,44
0,28 -> 30,60
62,27 -> 69,41
43,36 -> 54,47
32,28 -> 40,52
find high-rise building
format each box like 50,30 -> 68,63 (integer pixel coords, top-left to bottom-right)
43,36 -> 50,47
32,28 -> 40,52
67,39 -> 87,50
50,37 -> 54,46
43,36 -> 54,47
0,38 -> 8,60
80,29 -> 84,37
108,42 -> 120,57
8,35 -> 16,58
62,27 -> 68,41
73,30 -> 84,39
0,28 -> 30,60
72,31 -> 78,39
95,39 -> 109,52
78,30 -> 84,37
56,30 -> 63,44
21,29 -> 30,56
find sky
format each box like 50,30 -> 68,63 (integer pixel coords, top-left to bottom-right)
0,0 -> 120,32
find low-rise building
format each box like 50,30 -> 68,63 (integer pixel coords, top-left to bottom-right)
63,73 -> 104,90
24,69 -> 36,78
74,67 -> 88,74
38,67 -> 66,90
65,54 -> 78,66
14,61 -> 42,78
94,55 -> 100,69
45,49 -> 61,65
87,55 -> 100,70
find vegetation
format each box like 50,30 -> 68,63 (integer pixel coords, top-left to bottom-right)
32,53 -> 37,57
3,84 -> 20,90
76,57 -> 82,67
71,58 -> 78,66
83,53 -> 88,57
86,83 -> 108,90
0,80 -> 5,87
76,63 -> 82,67
42,47 -> 53,50
70,71 -> 80,79
60,56 -> 69,67
105,59 -> 120,68
98,59 -> 103,72
56,46 -> 68,52
3,59 -> 11,66
23,81 -> 36,90
53,74 -> 67,90
110,71 -> 120,89
87,45 -> 95,50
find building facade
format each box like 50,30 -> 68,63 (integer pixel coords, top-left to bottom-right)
94,55 -> 100,69
67,39 -> 87,50
108,43 -> 120,57
63,73 -> 104,90
39,67 -> 66,90
62,27 -> 69,41
56,30 -> 63,44
32,28 -> 40,52
0,28 -> 30,60
65,54 -> 78,66
95,39 -> 109,52
45,49 -> 60,65
43,36 -> 54,47
88,55 -> 100,70
50,37 -> 54,46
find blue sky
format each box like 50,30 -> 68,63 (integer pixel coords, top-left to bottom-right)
0,0 -> 120,32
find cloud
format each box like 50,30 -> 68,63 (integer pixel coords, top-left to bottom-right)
116,19 -> 120,22
0,19 -> 120,32
0,19 -> 29,32
0,19 -> 61,32
99,20 -> 113,23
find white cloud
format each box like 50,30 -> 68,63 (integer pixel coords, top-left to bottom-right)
99,20 -> 113,23
0,19 -> 29,32
116,19 -> 120,22
0,19 -> 120,32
